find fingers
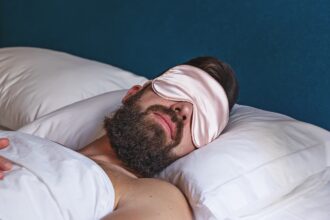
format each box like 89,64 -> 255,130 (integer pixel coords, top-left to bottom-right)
0,138 -> 12,180
0,138 -> 9,149
0,156 -> 12,171
0,155 -> 13,180
0,138 -> 12,169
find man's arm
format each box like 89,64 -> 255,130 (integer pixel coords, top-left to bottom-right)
102,178 -> 193,220
0,138 -> 13,179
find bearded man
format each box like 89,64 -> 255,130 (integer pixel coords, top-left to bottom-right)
0,57 -> 239,219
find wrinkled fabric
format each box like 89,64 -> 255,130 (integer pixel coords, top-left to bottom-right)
152,65 -> 229,147
0,131 -> 115,220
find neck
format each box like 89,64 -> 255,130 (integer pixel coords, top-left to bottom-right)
78,134 -> 138,178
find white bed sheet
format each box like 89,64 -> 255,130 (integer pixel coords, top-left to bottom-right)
243,168 -> 330,220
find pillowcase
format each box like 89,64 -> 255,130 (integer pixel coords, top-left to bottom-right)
157,105 -> 330,220
18,90 -> 127,150
0,47 -> 147,130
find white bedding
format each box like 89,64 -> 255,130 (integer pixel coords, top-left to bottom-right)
158,104 -> 330,219
0,47 -> 148,130
14,91 -> 330,220
244,168 -> 330,220
0,131 -> 114,220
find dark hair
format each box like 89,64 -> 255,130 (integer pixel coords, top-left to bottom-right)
183,56 -> 239,111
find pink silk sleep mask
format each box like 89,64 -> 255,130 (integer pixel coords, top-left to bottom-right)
151,65 -> 229,148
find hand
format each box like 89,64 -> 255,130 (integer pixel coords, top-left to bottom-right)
0,138 -> 13,179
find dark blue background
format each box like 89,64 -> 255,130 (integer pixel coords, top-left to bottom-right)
1,0 -> 329,130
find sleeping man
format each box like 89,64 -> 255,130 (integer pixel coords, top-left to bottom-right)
0,57 -> 239,219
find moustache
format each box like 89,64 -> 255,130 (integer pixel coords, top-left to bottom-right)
144,105 -> 184,141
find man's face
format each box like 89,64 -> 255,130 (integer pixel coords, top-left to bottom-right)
105,85 -> 195,177
133,86 -> 195,156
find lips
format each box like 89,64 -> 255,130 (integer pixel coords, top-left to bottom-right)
153,112 -> 176,139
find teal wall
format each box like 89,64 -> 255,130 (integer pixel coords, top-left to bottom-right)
1,0 -> 329,130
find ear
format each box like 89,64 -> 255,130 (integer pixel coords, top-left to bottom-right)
122,85 -> 143,103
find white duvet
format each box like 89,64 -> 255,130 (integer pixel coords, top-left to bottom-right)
0,131 -> 114,220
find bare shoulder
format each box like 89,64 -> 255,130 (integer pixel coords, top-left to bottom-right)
135,178 -> 191,207
134,177 -> 185,195
103,178 -> 193,220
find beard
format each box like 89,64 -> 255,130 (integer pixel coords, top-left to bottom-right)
104,99 -> 183,177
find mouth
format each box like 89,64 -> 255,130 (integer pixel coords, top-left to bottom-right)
152,112 -> 176,140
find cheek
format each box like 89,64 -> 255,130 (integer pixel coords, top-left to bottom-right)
176,127 -> 195,156
184,126 -> 193,144
185,117 -> 194,145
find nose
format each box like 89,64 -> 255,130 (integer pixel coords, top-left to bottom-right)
170,101 -> 193,125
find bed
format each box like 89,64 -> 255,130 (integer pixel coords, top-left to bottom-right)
0,47 -> 330,219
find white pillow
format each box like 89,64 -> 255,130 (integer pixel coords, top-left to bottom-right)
0,47 -> 147,130
18,90 -> 127,150
157,105 -> 330,220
